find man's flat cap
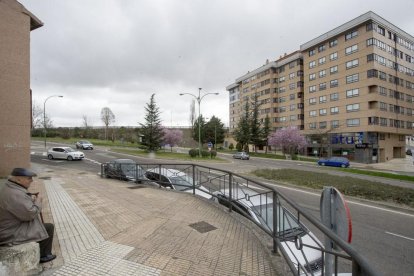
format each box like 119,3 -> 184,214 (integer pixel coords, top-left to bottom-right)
11,168 -> 37,177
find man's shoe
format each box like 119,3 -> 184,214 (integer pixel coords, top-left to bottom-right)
40,254 -> 56,263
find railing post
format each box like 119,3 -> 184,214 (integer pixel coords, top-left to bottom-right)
272,190 -> 278,254
192,164 -> 196,195
229,172 -> 233,213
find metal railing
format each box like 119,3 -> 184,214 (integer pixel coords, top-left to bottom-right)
101,162 -> 380,276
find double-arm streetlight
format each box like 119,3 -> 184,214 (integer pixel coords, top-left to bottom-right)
44,95 -> 63,148
180,88 -> 219,157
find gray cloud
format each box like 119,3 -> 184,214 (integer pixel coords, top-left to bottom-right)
20,0 -> 414,127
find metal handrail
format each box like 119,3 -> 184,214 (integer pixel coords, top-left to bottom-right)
100,162 -> 381,276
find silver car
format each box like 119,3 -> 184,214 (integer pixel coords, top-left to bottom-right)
233,152 -> 250,160
47,147 -> 85,161
75,140 -> 94,150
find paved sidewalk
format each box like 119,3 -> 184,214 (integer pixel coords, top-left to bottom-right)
28,163 -> 285,276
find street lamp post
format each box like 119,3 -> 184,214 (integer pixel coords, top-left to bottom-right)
44,95 -> 63,148
180,88 -> 219,157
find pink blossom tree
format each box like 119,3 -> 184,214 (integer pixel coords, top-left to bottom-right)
162,128 -> 183,152
268,126 -> 307,155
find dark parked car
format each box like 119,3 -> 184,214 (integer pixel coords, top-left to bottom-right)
103,159 -> 146,183
233,152 -> 250,160
317,156 -> 350,168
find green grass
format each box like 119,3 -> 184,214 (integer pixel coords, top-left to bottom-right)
252,168 -> 414,208
32,137 -> 137,148
110,148 -> 228,162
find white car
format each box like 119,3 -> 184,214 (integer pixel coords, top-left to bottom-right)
213,187 -> 323,275
75,140 -> 94,150
47,147 -> 85,161
144,168 -> 212,199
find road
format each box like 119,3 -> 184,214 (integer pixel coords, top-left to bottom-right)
31,141 -> 414,275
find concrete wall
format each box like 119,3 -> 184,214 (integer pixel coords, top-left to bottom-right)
0,0 -> 42,177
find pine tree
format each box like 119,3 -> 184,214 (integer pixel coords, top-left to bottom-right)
139,94 -> 163,151
233,101 -> 251,152
261,114 -> 271,153
250,94 -> 262,152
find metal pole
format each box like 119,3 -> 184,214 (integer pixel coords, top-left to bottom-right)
198,88 -> 202,158
43,95 -> 63,148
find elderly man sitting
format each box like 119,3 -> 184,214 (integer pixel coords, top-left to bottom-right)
0,168 -> 56,263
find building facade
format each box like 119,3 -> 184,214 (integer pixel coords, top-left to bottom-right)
0,0 -> 42,176
227,11 -> 414,163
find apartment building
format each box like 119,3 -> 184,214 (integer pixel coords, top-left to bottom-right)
0,0 -> 43,176
226,11 -> 414,163
227,52 -> 304,134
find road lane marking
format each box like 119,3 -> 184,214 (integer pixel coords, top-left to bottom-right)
385,231 -> 414,241
264,182 -> 414,218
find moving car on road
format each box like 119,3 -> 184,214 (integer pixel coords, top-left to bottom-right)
233,152 -> 250,160
145,168 -> 212,199
317,156 -> 350,168
103,159 -> 146,183
47,147 -> 84,161
75,140 -> 94,150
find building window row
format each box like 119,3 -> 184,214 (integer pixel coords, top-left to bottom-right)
367,21 -> 414,53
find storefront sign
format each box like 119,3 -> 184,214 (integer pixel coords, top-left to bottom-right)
331,132 -> 363,145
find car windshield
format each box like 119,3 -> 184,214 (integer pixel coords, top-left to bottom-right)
251,203 -> 305,238
169,175 -> 195,191
65,148 -> 76,152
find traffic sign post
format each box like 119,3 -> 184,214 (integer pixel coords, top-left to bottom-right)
320,187 -> 352,275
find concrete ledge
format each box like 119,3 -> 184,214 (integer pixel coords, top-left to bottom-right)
0,242 -> 40,275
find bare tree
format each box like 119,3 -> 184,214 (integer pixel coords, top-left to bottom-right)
189,99 -> 196,127
31,101 -> 43,129
82,115 -> 89,128
100,107 -> 115,140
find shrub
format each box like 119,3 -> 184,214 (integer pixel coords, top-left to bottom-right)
236,143 -> 243,151
201,150 -> 210,157
210,150 -> 217,158
229,143 -> 234,150
189,148 -> 198,157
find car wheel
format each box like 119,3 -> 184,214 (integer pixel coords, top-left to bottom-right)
341,164 -> 346,168
320,162 -> 325,166
67,156 -> 73,161
47,154 -> 53,160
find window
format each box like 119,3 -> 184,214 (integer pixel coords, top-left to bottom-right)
290,115 -> 296,121
346,88 -> 359,98
319,83 -> 326,90
319,57 -> 326,65
289,72 -> 295,79
319,70 -> 326,78
346,103 -> 360,112
309,49 -> 316,56
309,110 -> 317,117
319,109 -> 327,116
290,104 -> 295,111
329,39 -> 338,47
331,120 -> 339,128
345,44 -> 358,55
309,122 -> 317,129
309,97 -> 316,105
309,61 -> 316,68
318,44 -> 326,52
289,83 -> 296,90
330,65 -> 338,74
309,73 -> 316,81
309,85 -> 316,93
289,93 -> 295,100
380,102 -> 387,111
330,106 -> 339,114
347,118 -> 360,127
346,73 -> 359,83
330,79 -> 338,87
345,30 -> 358,40
319,95 -> 327,103
319,121 -> 327,129
346,59 -> 359,69
330,92 -> 339,101
330,52 -> 338,61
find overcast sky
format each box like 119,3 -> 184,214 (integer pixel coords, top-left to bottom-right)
19,0 -> 414,128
